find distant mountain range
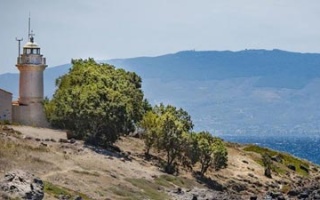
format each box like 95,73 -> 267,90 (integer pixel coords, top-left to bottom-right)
2,49 -> 320,135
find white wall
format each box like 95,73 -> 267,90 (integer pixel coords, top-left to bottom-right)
0,89 -> 12,122
12,103 -> 48,127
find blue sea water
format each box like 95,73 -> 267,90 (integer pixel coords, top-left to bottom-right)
218,134 -> 320,165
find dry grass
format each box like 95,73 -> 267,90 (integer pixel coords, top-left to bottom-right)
0,136 -> 50,174
0,126 -> 319,199
71,170 -> 100,177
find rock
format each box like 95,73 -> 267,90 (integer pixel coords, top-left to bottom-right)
300,164 -> 309,174
110,174 -> 117,179
24,136 -> 33,140
230,182 -> 247,192
69,138 -> 76,144
242,160 -> 249,164
264,168 -> 272,178
129,132 -> 141,138
312,193 -> 320,200
108,144 -> 121,153
58,194 -> 71,199
271,154 -> 283,163
0,170 -> 44,200
287,164 -> 296,171
288,189 -> 300,196
176,187 -> 182,194
169,187 -> 242,200
2,126 -> 14,132
277,195 -> 286,200
269,182 -> 279,189
264,195 -> 272,200
40,142 -> 48,147
250,196 -> 257,200
298,191 -> 309,199
74,196 -> 83,200
66,130 -> 74,139
269,191 -> 281,198
59,138 -> 69,143
253,181 -> 263,187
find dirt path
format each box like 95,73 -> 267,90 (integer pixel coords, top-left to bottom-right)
40,166 -> 84,179
9,125 -> 67,141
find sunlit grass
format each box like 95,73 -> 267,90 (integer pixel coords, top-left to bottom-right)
44,181 -> 90,200
244,144 -> 310,176
155,174 -> 196,189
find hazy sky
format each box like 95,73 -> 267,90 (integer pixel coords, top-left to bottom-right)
1,0 -> 320,73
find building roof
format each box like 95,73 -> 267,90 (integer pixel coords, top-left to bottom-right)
23,41 -> 40,49
0,88 -> 12,95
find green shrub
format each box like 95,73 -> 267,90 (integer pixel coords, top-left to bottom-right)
44,181 -> 90,200
45,58 -> 146,145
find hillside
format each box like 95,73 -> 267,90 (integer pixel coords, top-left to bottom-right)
106,50 -> 320,136
1,125 -> 320,199
107,49 -> 320,89
1,49 -> 320,135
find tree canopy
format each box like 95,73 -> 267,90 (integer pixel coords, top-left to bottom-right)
44,58 -> 228,176
45,58 -> 145,144
139,104 -> 193,174
139,103 -> 227,175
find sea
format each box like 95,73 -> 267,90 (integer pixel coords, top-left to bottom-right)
216,133 -> 320,165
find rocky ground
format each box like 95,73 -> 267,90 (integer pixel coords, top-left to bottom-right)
0,125 -> 320,200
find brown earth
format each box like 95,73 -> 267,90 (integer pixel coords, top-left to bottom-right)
0,125 -> 319,200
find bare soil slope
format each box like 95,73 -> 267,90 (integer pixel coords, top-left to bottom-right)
0,125 -> 319,200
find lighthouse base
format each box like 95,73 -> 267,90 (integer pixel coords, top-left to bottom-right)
12,102 -> 49,127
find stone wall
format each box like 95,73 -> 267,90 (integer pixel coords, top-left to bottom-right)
0,89 -> 12,122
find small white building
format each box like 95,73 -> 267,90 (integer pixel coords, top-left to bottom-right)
0,88 -> 12,122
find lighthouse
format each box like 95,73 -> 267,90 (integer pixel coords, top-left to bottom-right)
17,34 -> 47,105
12,17 -> 48,127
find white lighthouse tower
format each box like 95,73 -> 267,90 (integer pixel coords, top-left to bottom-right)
12,17 -> 48,127
17,34 -> 47,105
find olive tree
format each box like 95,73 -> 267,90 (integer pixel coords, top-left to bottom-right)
45,58 -> 145,145
139,104 -> 193,174
186,131 -> 228,177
